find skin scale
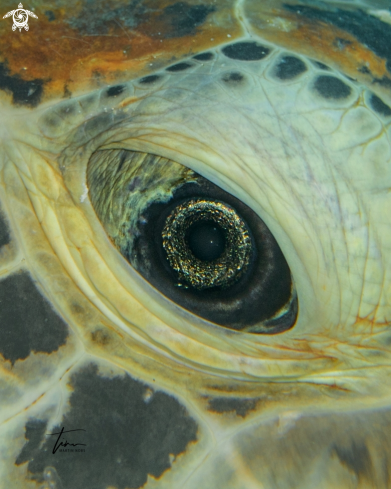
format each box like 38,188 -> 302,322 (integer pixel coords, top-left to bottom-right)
0,0 -> 390,487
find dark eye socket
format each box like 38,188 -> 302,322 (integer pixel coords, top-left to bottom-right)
87,149 -> 298,334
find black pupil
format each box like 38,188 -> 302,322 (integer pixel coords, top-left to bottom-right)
187,220 -> 226,261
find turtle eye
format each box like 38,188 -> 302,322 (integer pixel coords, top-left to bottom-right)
87,149 -> 297,334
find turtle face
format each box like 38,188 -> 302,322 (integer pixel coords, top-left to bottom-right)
0,1 -> 391,488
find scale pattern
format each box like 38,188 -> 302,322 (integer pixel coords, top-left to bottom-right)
0,1 -> 390,488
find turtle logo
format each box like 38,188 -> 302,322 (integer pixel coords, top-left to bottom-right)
3,3 -> 38,32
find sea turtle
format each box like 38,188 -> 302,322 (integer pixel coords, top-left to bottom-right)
0,0 -> 390,487
3,3 -> 38,32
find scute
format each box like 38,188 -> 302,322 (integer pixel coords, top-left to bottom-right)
0,202 -> 10,248
15,363 -> 198,489
0,63 -> 44,107
0,1 -> 390,489
0,0 -> 390,106
0,271 -> 68,364
313,74 -> 352,99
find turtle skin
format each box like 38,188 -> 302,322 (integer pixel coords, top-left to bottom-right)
0,1 -> 390,488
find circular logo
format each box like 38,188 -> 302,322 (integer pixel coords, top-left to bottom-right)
12,8 -> 28,31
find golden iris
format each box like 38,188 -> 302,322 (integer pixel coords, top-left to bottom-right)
162,199 -> 252,290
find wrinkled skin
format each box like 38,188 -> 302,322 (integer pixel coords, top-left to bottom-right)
0,1 -> 390,488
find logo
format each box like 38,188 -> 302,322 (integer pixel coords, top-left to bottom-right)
47,427 -> 87,454
3,3 -> 38,32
